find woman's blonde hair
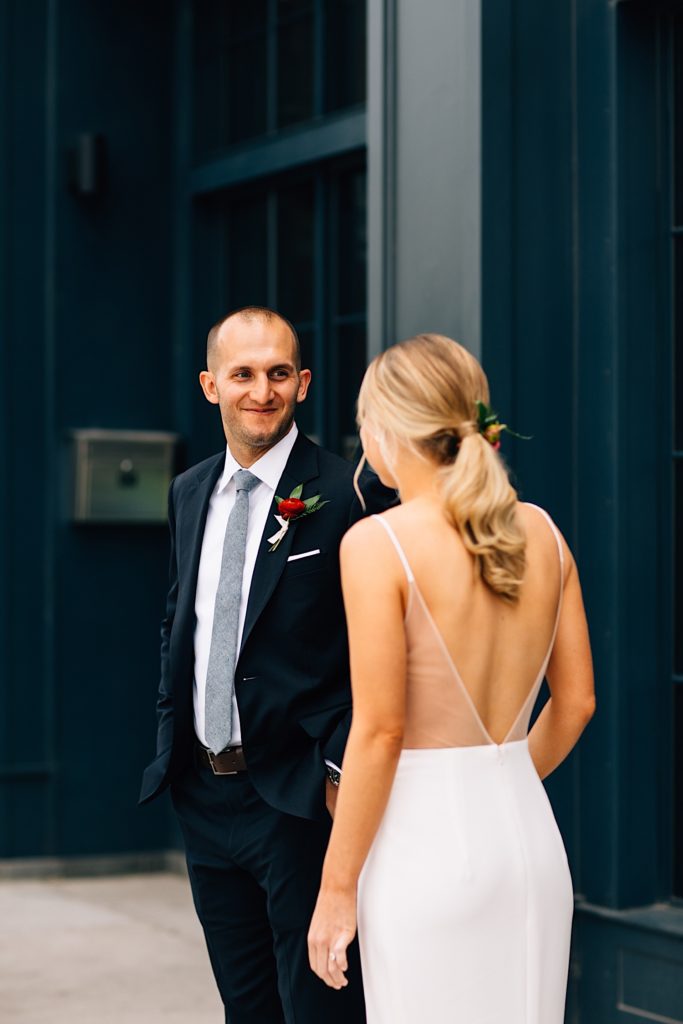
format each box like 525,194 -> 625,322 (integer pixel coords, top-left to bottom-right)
357,333 -> 526,602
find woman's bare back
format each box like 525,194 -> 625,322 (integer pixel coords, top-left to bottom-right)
373,501 -> 565,747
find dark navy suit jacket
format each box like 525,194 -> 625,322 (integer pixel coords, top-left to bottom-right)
139,431 -> 394,820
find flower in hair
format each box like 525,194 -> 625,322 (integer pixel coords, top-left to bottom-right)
475,401 -> 531,450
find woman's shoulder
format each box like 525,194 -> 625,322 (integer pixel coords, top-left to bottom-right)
342,500 -> 463,568
341,508 -> 393,555
517,502 -> 575,581
341,505 -> 415,568
347,500 -> 436,537
340,509 -> 415,595
517,501 -> 561,541
345,500 -> 573,572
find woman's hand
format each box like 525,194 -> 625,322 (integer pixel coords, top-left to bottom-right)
307,884 -> 357,989
306,519 -> 407,991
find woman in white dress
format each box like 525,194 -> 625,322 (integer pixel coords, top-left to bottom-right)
308,334 -> 595,1023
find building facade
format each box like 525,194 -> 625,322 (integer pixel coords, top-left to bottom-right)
0,0 -> 681,1019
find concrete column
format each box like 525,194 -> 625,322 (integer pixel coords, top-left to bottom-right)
367,0 -> 482,356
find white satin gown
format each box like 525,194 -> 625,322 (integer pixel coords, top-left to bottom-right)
357,510 -> 573,1024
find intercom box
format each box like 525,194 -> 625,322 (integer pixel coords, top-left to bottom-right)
69,429 -> 179,524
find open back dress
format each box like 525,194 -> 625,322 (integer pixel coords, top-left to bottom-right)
357,508 -> 573,1024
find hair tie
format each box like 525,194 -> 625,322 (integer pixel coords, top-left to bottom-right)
456,420 -> 477,440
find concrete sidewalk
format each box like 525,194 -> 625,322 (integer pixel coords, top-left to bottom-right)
0,872 -> 223,1023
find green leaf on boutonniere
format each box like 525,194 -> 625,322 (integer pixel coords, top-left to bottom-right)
267,485 -> 330,551
301,499 -> 329,517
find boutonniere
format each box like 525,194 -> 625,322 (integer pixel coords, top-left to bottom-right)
267,484 -> 329,552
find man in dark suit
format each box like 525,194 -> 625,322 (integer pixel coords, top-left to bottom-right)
140,306 -> 392,1023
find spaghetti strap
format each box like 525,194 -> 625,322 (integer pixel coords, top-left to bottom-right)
493,505 -> 565,744
524,503 -> 565,571
530,504 -> 564,645
523,503 -> 564,635
372,515 -> 415,584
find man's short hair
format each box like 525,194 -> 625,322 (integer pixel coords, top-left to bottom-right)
206,306 -> 302,371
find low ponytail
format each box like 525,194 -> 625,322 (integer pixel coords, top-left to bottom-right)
357,333 -> 527,603
439,430 -> 525,603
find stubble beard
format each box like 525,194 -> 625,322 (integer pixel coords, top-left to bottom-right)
225,403 -> 297,458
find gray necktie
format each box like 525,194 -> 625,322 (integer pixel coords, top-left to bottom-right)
205,469 -> 261,754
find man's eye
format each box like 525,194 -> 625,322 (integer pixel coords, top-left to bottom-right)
271,370 -> 288,379
235,371 -> 251,380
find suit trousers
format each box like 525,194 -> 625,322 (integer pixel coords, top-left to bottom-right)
171,760 -> 366,1024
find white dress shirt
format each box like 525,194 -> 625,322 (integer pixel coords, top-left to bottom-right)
193,424 -> 299,747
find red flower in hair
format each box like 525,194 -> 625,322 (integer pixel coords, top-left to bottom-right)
475,400 -> 531,450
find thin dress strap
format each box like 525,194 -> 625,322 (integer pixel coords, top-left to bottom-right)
372,515 -> 415,583
523,503 -> 564,646
500,504 -> 566,743
524,503 -> 565,571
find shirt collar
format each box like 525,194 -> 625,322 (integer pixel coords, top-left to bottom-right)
217,423 -> 299,495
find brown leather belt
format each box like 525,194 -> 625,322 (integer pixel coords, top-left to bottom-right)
195,744 -> 247,775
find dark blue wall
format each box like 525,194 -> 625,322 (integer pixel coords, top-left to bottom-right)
1,2 -> 681,1020
483,1 -> 683,1020
0,0 -> 177,857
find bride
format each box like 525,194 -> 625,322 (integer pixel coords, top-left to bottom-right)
308,334 -> 595,1023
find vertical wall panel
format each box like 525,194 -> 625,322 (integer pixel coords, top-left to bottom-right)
0,0 -> 55,856
366,0 -> 682,1019
367,0 -> 396,356
395,0 -> 482,351
481,0 -> 581,888
0,0 -> 177,858
0,0 -> 11,831
481,0 -> 514,421
569,0 -> 622,910
368,0 -> 483,355
613,5 -> 664,907
53,0 -> 175,855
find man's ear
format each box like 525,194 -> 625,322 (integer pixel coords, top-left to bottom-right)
199,370 -> 219,405
296,368 -> 312,404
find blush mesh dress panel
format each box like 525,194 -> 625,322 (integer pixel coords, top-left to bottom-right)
357,510 -> 573,1024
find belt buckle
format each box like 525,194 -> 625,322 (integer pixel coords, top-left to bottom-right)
206,750 -> 238,776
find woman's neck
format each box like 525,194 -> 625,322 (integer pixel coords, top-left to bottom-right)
392,455 -> 443,504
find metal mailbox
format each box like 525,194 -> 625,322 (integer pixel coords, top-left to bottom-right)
70,429 -> 179,524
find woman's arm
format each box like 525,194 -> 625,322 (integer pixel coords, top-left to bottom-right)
527,539 -> 596,779
308,517 -> 407,990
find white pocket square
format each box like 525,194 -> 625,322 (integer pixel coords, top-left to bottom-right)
287,549 -> 321,562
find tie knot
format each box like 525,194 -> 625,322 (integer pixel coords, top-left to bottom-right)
234,469 -> 261,494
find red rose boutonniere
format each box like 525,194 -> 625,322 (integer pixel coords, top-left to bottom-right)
267,483 -> 329,552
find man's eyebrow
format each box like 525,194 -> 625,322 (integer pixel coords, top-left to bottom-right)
228,362 -> 295,373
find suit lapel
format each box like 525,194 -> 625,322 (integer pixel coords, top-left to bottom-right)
240,433 -> 319,654
175,453 -> 225,629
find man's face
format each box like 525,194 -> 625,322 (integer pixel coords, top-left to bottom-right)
199,316 -> 311,457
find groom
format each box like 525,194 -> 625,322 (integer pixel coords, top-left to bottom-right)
140,306 -> 391,1023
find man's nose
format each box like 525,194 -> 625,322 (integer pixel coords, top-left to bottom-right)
250,375 -> 275,404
